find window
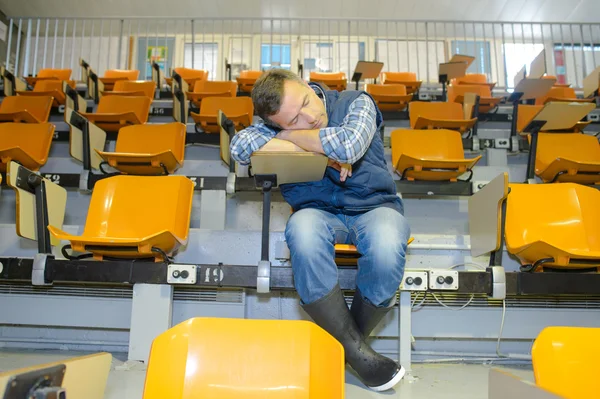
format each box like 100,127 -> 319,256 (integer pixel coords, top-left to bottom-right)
184,43 -> 218,80
303,42 -> 334,74
554,44 -> 600,87
376,40 -> 445,83
503,43 -> 544,88
451,40 -> 492,76
336,41 -> 365,79
261,44 -> 291,70
229,37 -> 253,78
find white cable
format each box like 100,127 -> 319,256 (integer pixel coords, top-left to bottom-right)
496,298 -> 507,357
431,292 -> 474,311
411,292 -> 428,309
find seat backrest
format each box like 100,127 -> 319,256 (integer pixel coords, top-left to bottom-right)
366,84 -> 407,96
409,101 -> 463,126
83,175 -> 194,242
33,80 -> 64,92
103,69 -> 139,80
505,183 -> 600,254
193,80 -> 237,95
239,70 -> 263,79
448,84 -> 491,102
537,133 -> 600,168
96,96 -> 152,123
382,72 -> 417,82
142,317 -> 344,399
391,129 -> 466,167
310,71 -> 346,81
0,122 -> 55,166
173,67 -> 208,81
516,104 -> 543,133
37,68 -> 72,81
1,96 -> 53,122
113,80 -> 156,98
532,327 -> 600,399
456,73 -> 487,84
199,96 -> 254,117
116,122 -> 186,164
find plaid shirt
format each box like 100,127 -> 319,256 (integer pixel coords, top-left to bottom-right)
230,92 -> 378,166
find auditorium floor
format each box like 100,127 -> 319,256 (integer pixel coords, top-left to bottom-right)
0,349 -> 534,398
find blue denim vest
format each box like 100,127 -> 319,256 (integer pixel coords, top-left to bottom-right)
279,84 -> 403,215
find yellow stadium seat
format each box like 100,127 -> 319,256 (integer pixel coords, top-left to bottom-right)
25,68 -> 72,86
16,80 -> 76,107
532,327 -> 600,399
448,84 -> 501,113
186,80 -> 237,108
516,104 -> 590,135
380,72 -> 422,95
142,317 -> 345,399
191,96 -> 253,133
0,123 -> 55,171
451,73 -> 496,90
409,101 -> 477,133
334,238 -> 414,266
81,95 -> 151,132
99,69 -> 140,91
96,122 -> 186,175
390,129 -> 481,181
310,72 -> 347,91
534,133 -> 600,184
365,84 -> 412,112
102,80 -> 155,98
165,68 -> 209,90
505,183 -> 600,271
48,175 -> 194,261
236,70 -> 263,93
536,87 -> 595,105
0,96 -> 53,123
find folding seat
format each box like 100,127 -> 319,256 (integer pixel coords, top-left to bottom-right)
191,96 -> 253,133
0,96 -> 53,123
99,69 -> 139,91
102,80 -> 155,98
309,72 -> 347,91
236,70 -> 263,93
505,183 -> 600,271
0,122 -> 55,171
365,84 -> 412,112
16,80 -> 76,107
334,238 -> 414,266
380,72 -> 422,95
533,133 -> 600,184
81,95 -> 151,132
535,86 -> 594,105
390,129 -> 481,181
142,317 -> 344,399
48,175 -> 194,261
448,84 -> 501,113
96,122 -> 186,175
451,73 -> 496,90
532,327 -> 600,399
409,101 -> 477,133
25,68 -> 72,86
186,80 -> 237,108
516,104 -> 590,134
542,75 -> 571,88
165,68 -> 209,90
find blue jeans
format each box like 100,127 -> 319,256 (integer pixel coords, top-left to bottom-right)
285,206 -> 410,306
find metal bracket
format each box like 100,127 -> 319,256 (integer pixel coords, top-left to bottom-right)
226,172 -> 236,194
32,253 -> 52,286
257,260 -> 271,293
472,135 -> 480,151
489,266 -> 506,300
510,136 -> 520,153
79,169 -> 90,192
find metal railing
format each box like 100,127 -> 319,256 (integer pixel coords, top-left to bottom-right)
4,17 -> 600,88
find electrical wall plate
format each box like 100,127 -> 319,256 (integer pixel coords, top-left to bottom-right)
494,137 -> 511,149
400,271 -> 428,291
418,93 -> 431,100
167,264 -> 197,284
588,113 -> 599,122
428,270 -> 459,290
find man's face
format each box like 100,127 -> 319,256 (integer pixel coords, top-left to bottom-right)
268,80 -> 328,130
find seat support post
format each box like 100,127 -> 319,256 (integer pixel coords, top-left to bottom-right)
489,192 -> 509,267
255,174 -> 277,293
508,92 -> 524,137
28,175 -> 52,255
523,120 -> 547,181
439,73 -> 448,102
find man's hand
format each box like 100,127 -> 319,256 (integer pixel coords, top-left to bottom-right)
327,159 -> 353,182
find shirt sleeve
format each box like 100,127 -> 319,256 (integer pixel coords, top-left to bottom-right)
318,93 -> 378,164
230,123 -> 278,165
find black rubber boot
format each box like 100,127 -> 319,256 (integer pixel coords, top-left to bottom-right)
350,288 -> 395,338
302,284 -> 405,391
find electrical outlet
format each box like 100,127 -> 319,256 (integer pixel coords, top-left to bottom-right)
419,93 -> 431,101
428,270 -> 458,290
494,138 -> 510,149
400,271 -> 428,291
167,264 -> 197,284
589,113 -> 600,122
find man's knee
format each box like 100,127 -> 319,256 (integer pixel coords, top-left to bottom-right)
285,209 -> 333,251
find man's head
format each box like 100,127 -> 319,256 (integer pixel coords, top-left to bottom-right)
251,69 -> 328,130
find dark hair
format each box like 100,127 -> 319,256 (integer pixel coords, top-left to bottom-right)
251,69 -> 304,127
